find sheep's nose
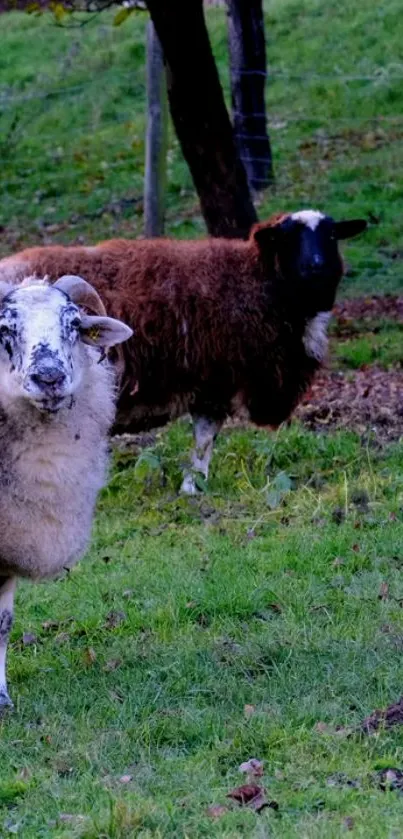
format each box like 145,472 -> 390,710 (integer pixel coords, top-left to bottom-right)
30,367 -> 66,389
310,254 -> 325,272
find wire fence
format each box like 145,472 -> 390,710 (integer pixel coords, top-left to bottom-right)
1,66 -> 403,109
0,37 -> 402,296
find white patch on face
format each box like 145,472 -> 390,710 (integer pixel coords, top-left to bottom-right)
16,284 -> 69,355
291,210 -> 325,231
0,281 -> 82,408
303,311 -> 331,361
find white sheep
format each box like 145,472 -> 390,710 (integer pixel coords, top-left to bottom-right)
0,274 -> 132,710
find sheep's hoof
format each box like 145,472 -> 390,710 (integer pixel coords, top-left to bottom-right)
0,690 -> 13,715
180,473 -> 204,496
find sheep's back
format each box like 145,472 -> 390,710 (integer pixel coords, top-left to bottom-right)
1,236 -> 278,381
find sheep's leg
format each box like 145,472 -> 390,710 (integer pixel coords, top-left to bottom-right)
0,576 -> 16,711
181,416 -> 222,495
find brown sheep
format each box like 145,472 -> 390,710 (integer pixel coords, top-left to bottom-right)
0,209 -> 367,493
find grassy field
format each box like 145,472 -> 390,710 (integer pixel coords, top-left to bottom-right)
1,0 -> 403,837
0,0 -> 403,294
4,425 -> 403,837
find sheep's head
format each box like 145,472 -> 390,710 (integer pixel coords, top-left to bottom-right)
252,209 -> 367,315
0,275 -> 132,414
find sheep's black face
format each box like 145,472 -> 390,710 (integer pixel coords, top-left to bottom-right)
254,210 -> 367,315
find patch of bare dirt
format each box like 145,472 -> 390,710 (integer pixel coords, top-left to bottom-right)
111,368 -> 403,449
109,296 -> 403,448
296,366 -> 403,443
359,696 -> 403,735
299,126 -> 403,160
333,295 -> 403,337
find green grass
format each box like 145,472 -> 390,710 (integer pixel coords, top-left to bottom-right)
1,1 -> 403,836
2,423 -> 403,836
331,322 -> 403,369
0,0 -> 403,294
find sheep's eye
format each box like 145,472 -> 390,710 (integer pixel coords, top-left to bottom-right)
71,317 -> 81,330
0,324 -> 10,338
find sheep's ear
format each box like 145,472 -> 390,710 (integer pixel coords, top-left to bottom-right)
335,219 -> 367,240
252,216 -> 293,248
252,226 -> 274,248
80,315 -> 133,349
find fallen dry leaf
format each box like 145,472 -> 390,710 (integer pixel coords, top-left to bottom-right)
315,721 -> 333,734
379,581 -> 390,601
83,647 -> 97,665
54,758 -> 74,777
239,758 -> 264,777
332,556 -> 345,568
351,489 -> 370,510
206,805 -> 229,819
334,726 -> 354,738
196,612 -> 210,627
59,813 -> 86,824
55,632 -> 70,645
377,767 -> 403,792
109,689 -> 125,704
104,610 -> 126,630
41,620 -> 60,631
243,704 -> 256,719
332,507 -> 345,525
22,632 -> 37,646
326,773 -> 359,789
104,658 -> 122,672
343,816 -> 355,831
267,602 -> 282,614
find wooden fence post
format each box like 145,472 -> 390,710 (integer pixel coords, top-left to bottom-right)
144,20 -> 168,237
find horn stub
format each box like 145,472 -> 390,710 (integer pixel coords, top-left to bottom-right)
54,274 -> 106,316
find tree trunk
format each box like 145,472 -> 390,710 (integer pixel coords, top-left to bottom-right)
227,0 -> 273,193
146,0 -> 257,239
144,21 -> 168,237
